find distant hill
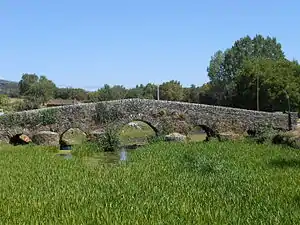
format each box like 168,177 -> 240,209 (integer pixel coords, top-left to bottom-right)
0,79 -> 19,97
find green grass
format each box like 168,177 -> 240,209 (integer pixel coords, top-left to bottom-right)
1,141 -> 300,224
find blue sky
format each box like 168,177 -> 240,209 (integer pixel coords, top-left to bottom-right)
1,0 -> 299,90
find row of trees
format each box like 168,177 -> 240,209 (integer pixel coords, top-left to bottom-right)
2,34 -> 300,113
17,75 -> 203,107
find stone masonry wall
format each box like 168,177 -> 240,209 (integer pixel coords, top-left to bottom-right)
0,98 -> 297,143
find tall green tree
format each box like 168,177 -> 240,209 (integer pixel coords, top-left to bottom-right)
235,58 -> 300,111
207,50 -> 226,83
206,34 -> 286,107
142,83 -> 157,99
160,80 -> 184,101
25,75 -> 56,105
18,73 -> 39,95
223,35 -> 285,81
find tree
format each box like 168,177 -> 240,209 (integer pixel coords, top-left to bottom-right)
18,73 -> 39,95
18,74 -> 56,106
207,50 -> 226,83
142,83 -> 157,99
198,82 -> 219,105
235,58 -> 300,111
223,35 -> 285,82
55,88 -> 88,101
160,80 -> 184,101
26,76 -> 56,105
88,84 -> 127,102
183,84 -> 200,103
206,34 -> 286,107
110,85 -> 127,100
125,85 -> 144,99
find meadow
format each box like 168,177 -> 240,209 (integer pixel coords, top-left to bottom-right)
1,141 -> 300,224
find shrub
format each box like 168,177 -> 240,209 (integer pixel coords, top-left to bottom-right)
97,126 -> 120,152
147,135 -> 165,144
248,126 -> 279,144
15,98 -> 41,111
272,131 -> 300,149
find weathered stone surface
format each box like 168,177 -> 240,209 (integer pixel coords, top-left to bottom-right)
61,128 -> 87,145
165,132 -> 187,142
32,131 -> 59,146
273,129 -> 300,149
88,130 -> 105,141
219,132 -> 243,141
0,99 -> 297,145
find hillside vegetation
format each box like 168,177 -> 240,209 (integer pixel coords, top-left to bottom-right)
0,79 -> 18,97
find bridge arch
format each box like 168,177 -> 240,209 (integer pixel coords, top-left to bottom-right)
187,124 -> 217,142
113,118 -> 160,136
9,133 -> 30,145
190,118 -> 217,135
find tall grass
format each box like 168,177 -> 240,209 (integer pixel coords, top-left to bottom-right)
1,141 -> 300,224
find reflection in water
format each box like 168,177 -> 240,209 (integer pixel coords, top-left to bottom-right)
120,148 -> 127,161
57,145 -> 139,164
57,153 -> 73,159
60,145 -> 72,150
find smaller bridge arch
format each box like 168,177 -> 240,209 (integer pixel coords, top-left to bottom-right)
113,118 -> 161,136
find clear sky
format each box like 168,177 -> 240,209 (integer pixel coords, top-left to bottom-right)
1,0 -> 299,90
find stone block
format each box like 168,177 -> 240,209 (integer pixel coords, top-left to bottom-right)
32,131 -> 60,146
165,132 -> 187,142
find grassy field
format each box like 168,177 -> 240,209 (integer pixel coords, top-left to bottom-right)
1,141 -> 300,224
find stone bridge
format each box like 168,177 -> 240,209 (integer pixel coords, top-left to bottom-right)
0,98 -> 297,144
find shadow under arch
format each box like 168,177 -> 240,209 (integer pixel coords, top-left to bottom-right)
198,125 -> 216,138
9,133 -> 30,145
188,124 -> 217,142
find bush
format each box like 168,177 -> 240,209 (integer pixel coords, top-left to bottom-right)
248,126 -> 279,144
15,98 -> 41,111
273,131 -> 300,149
147,135 -> 165,144
97,126 -> 120,152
